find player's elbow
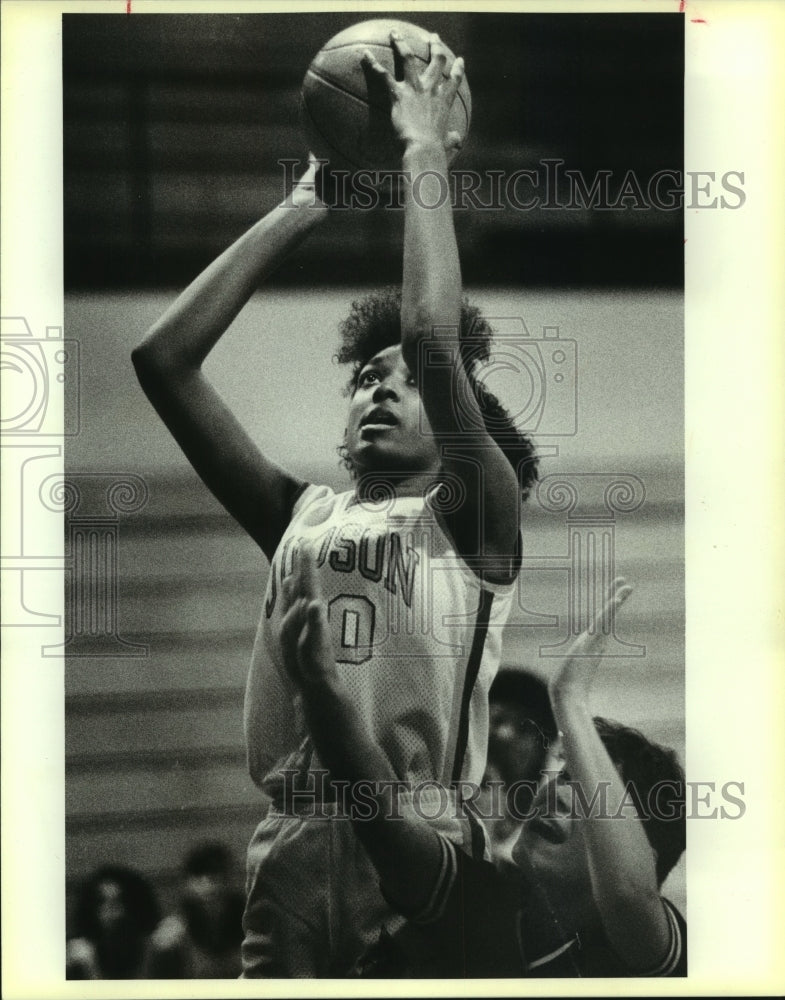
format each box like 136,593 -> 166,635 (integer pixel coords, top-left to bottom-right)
131,338 -> 165,384
130,342 -> 153,383
131,334 -> 195,390
246,750 -> 268,791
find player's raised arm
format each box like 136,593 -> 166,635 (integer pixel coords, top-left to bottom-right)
547,581 -> 675,972
131,161 -> 328,561
362,35 -> 520,579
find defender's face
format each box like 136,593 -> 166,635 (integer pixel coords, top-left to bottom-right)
512,776 -> 592,895
488,699 -> 550,786
345,344 -> 441,477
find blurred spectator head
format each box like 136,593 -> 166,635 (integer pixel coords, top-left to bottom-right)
179,841 -> 243,957
72,865 -> 160,978
182,841 -> 233,910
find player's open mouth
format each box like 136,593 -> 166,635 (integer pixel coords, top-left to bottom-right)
526,815 -> 568,845
360,408 -> 399,431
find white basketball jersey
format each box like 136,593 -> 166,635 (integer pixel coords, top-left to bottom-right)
246,483 -> 517,793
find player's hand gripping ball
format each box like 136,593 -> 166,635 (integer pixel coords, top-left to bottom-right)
300,19 -> 471,174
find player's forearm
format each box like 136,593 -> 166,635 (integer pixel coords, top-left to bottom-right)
400,141 -> 461,373
132,199 -> 326,379
552,692 -> 668,964
302,675 -> 396,786
300,674 -> 445,912
554,695 -> 660,894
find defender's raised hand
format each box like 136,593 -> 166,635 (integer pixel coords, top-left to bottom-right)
548,578 -> 633,706
279,547 -> 339,695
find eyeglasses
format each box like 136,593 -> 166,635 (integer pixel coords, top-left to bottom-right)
491,712 -> 555,746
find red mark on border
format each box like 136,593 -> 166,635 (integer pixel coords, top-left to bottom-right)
691,18 -> 707,23
126,0 -> 132,13
679,1 -> 686,11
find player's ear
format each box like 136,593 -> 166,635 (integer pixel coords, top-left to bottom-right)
338,430 -> 356,477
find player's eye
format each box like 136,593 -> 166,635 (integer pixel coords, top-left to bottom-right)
357,370 -> 380,388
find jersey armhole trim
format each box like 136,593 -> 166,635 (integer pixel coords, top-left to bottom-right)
637,898 -> 684,977
289,482 -> 344,524
431,507 -> 522,594
380,834 -> 458,925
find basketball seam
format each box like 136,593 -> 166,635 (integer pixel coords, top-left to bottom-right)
305,63 -> 470,126
301,83 -> 366,172
304,68 -> 385,113
321,41 -> 429,54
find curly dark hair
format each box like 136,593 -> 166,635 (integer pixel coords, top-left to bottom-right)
335,287 -> 539,501
594,717 -> 686,885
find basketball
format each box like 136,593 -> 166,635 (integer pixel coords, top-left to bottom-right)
300,19 -> 471,174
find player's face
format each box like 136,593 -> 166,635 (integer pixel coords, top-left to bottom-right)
512,775 -> 593,897
488,699 -> 549,785
345,344 -> 441,477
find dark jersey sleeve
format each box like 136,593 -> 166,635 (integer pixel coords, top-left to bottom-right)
356,836 -> 526,978
534,897 -> 687,978
356,833 -> 687,979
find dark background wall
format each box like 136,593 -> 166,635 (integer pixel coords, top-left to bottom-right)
64,12 -> 683,289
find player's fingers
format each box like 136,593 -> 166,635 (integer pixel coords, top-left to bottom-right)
281,573 -> 295,613
280,604 -> 294,652
587,578 -> 632,640
302,600 -> 336,680
361,50 -> 395,102
423,35 -> 450,88
304,152 -> 326,179
390,31 -> 418,86
609,583 -> 633,615
288,548 -> 305,603
424,34 -> 448,88
304,600 -> 326,654
297,618 -> 321,676
445,129 -> 463,153
605,576 -> 632,611
280,604 -> 305,678
443,55 -> 465,101
282,593 -> 308,635
306,598 -> 328,632
299,545 -> 323,604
